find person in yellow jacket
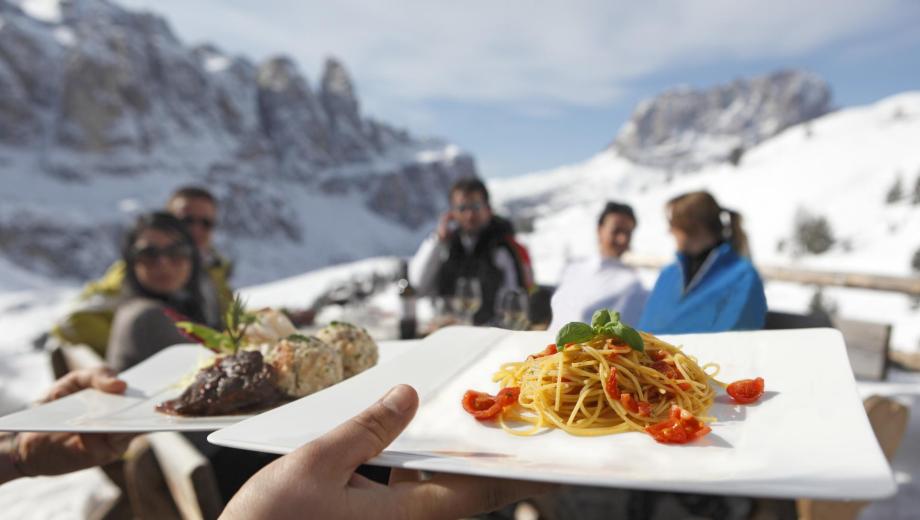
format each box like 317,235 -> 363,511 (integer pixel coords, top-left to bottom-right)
52,187 -> 232,355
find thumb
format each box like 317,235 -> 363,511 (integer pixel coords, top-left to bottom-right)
92,372 -> 127,395
303,385 -> 419,483
95,376 -> 127,394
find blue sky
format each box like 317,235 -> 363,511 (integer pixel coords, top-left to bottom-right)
120,0 -> 920,178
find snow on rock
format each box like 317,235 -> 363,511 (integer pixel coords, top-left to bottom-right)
612,69 -> 832,171
0,0 -> 475,286
10,0 -> 61,23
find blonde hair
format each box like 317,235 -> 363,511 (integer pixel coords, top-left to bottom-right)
666,191 -> 750,257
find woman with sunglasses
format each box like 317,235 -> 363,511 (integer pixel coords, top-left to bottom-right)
106,212 -> 209,371
106,212 -> 280,501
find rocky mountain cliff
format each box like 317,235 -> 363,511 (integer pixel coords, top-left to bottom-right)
612,70 -> 832,171
0,0 -> 474,284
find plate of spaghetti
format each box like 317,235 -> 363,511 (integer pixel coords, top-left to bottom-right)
462,310 -> 745,444
208,317 -> 896,500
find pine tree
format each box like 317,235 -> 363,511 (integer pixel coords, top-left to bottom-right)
808,287 -> 838,318
728,146 -> 744,167
793,209 -> 835,255
912,171 -> 920,205
886,174 -> 904,204
912,247 -> 920,310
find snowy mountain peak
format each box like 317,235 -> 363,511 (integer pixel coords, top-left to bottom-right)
612,69 -> 832,171
258,56 -> 308,93
321,57 -> 359,117
0,0 -> 475,283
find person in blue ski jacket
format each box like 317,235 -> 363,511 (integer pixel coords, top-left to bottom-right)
639,191 -> 766,334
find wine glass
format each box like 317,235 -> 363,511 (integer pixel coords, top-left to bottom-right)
499,288 -> 530,330
454,277 -> 482,325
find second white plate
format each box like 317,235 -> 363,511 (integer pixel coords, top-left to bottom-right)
0,340 -> 418,433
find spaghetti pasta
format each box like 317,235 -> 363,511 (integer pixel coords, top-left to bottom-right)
490,332 -> 720,438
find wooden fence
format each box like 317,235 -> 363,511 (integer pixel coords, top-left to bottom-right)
623,254 -> 920,297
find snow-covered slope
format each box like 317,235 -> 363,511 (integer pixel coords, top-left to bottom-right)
491,91 -> 920,352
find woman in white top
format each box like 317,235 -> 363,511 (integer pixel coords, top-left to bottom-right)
549,202 -> 648,330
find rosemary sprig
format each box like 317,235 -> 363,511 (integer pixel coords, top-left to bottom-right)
173,293 -> 255,355
224,294 -> 255,355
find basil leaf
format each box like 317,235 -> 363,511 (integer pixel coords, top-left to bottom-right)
591,309 -> 611,329
596,323 -> 615,337
607,322 -> 645,352
555,322 -> 596,348
176,321 -> 227,352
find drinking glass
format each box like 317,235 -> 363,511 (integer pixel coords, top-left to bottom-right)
499,287 -> 530,330
454,277 -> 482,325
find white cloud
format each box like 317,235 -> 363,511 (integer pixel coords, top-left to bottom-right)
118,0 -> 912,114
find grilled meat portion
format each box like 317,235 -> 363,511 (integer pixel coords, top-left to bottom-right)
157,350 -> 287,416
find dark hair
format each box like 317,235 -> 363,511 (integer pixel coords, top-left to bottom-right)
122,212 -> 207,323
449,177 -> 490,206
597,201 -> 637,227
667,191 -> 750,257
168,186 -> 216,206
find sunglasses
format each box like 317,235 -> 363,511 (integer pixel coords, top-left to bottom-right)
453,202 -> 485,213
180,216 -> 215,230
131,243 -> 193,263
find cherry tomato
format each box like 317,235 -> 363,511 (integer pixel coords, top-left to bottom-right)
651,360 -> 678,378
651,360 -> 691,390
637,401 -> 652,417
648,349 -> 668,361
645,405 -> 711,444
529,343 -> 558,359
726,377 -> 765,404
462,387 -> 520,421
620,393 -> 639,414
646,419 -> 688,443
497,386 -> 520,406
605,367 -> 620,399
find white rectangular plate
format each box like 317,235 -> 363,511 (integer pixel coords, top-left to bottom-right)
208,327 -> 896,500
0,340 -> 418,433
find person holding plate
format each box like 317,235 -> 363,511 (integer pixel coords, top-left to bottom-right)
0,368 -> 134,484
2,374 -> 547,519
221,384 -> 551,519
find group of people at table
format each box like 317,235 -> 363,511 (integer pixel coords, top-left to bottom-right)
411,177 -> 766,334
1,177 -> 769,518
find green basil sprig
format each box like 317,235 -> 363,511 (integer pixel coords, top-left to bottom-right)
555,309 -> 644,352
554,322 -> 595,346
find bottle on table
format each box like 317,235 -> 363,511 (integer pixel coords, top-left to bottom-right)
397,260 -> 417,339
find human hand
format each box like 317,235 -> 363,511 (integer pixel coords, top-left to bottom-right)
436,210 -> 455,241
221,385 -> 552,520
14,367 -> 135,477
